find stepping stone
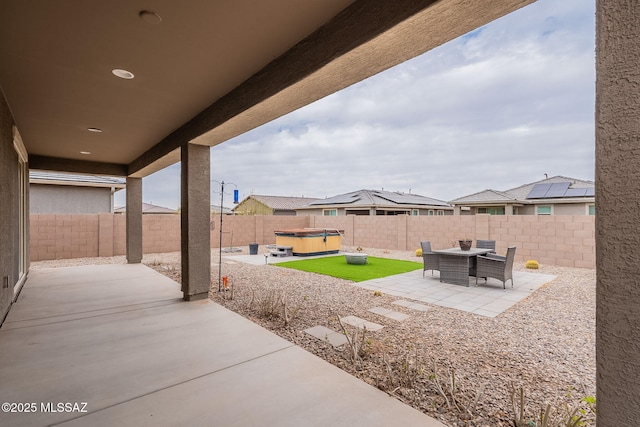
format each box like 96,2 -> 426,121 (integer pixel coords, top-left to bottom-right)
304,326 -> 348,347
392,300 -> 431,312
368,306 -> 411,322
339,315 -> 384,331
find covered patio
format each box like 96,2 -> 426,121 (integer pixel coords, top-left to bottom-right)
0,264 -> 443,426
1,1 -> 640,425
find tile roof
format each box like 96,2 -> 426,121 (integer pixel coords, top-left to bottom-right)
30,170 -> 126,187
449,189 -> 517,204
114,203 -> 176,214
303,189 -> 451,209
504,175 -> 594,200
241,195 -> 321,211
450,175 -> 595,205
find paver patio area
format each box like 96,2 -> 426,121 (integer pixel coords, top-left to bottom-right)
230,254 -> 555,318
355,269 -> 555,317
0,264 -> 445,427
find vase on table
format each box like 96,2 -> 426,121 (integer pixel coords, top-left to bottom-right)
458,240 -> 472,251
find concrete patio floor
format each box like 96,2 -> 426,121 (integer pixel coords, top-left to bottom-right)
0,264 -> 445,427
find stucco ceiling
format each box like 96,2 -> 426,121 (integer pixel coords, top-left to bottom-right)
0,0 -> 534,177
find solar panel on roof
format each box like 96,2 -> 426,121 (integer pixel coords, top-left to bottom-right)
311,194 -> 361,205
526,182 -> 594,199
564,188 -> 588,197
534,183 -> 552,191
526,184 -> 548,198
526,190 -> 548,199
525,184 -> 551,199
545,182 -> 571,198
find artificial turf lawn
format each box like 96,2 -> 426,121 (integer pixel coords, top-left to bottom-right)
275,255 -> 422,282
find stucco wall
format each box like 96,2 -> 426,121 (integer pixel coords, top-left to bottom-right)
30,184 -> 113,214
595,0 -> 640,423
552,203 -> 590,215
0,93 -> 19,321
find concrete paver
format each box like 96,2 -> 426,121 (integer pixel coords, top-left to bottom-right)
304,325 -> 348,347
392,300 -> 432,312
368,306 -> 411,322
340,315 -> 384,331
358,269 -> 554,317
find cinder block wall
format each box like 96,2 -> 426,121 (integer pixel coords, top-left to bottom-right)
30,214 -> 99,260
30,213 -> 595,267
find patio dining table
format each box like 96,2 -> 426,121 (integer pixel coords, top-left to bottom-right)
432,247 -> 494,286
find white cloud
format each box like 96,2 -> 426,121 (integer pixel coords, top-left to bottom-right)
118,0 -> 595,210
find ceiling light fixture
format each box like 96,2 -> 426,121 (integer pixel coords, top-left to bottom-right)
112,69 -> 135,79
139,10 -> 162,24
80,151 -> 91,155
87,127 -> 102,133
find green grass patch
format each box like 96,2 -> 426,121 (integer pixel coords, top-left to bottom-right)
275,255 -> 422,282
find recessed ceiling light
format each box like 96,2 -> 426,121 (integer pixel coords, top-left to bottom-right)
80,151 -> 91,155
87,127 -> 102,133
112,69 -> 135,79
139,10 -> 162,24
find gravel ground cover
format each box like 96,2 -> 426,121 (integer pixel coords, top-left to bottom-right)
32,247 -> 596,426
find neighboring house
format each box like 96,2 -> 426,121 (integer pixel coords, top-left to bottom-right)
114,202 -> 177,214
210,205 -> 234,216
449,175 -> 595,216
295,189 -> 453,216
233,195 -> 319,216
30,170 -> 125,214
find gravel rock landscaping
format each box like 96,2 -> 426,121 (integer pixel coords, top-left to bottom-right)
33,247 -> 596,426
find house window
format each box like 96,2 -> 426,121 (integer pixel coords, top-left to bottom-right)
428,210 -> 435,216
536,205 -> 552,215
437,210 -> 445,216
477,207 -> 505,215
411,209 -> 419,216
323,209 -> 337,216
588,204 -> 595,215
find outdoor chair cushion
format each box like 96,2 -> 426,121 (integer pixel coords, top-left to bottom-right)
476,246 -> 516,289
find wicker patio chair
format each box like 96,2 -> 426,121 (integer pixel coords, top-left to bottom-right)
475,246 -> 516,289
476,239 -> 496,253
421,241 -> 440,276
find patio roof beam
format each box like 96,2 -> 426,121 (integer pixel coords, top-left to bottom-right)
29,155 -> 127,177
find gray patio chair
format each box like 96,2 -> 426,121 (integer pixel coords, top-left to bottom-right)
476,239 -> 496,253
421,241 -> 440,276
475,246 -> 516,289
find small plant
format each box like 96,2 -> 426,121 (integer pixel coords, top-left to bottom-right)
248,288 -> 304,328
415,248 -> 423,257
356,245 -> 363,252
384,346 -> 424,389
525,260 -> 540,269
509,382 -> 596,427
429,358 -> 481,419
373,290 -> 383,297
336,315 -> 371,369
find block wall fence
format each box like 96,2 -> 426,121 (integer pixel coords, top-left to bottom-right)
29,213 -> 595,268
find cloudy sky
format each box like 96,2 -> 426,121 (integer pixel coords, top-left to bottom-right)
115,0 -> 595,210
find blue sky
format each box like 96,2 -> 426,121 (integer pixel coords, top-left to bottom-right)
115,0 -> 595,210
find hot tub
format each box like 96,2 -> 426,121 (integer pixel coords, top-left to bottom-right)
274,228 -> 343,256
